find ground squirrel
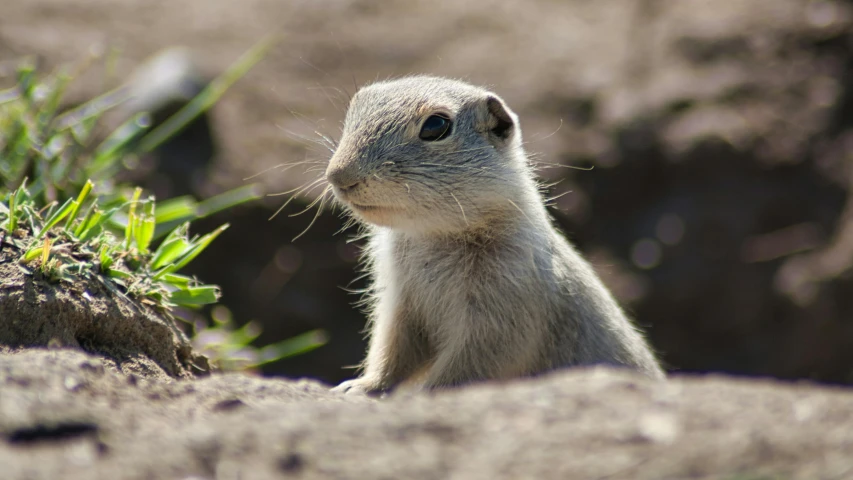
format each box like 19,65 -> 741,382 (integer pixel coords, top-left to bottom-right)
325,76 -> 664,394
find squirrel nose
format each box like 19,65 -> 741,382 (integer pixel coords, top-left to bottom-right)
326,164 -> 361,191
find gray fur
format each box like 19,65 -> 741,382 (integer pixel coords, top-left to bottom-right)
325,76 -> 664,394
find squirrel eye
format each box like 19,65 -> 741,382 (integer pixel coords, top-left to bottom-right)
419,114 -> 452,141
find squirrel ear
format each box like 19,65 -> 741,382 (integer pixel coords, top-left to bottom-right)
486,95 -> 515,140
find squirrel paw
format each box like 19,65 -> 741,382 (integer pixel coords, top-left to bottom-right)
331,377 -> 386,396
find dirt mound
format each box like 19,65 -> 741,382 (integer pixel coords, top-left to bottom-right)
0,248 -> 208,379
1,348 -> 852,480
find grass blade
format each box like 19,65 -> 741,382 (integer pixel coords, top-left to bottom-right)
108,268 -> 132,280
0,87 -> 19,106
73,202 -> 98,237
40,236 -> 51,266
89,114 -> 150,176
139,35 -> 277,153
124,187 -> 142,250
65,179 -> 94,230
20,237 -> 50,264
8,186 -> 17,232
69,115 -> 98,145
39,197 -> 75,237
255,329 -> 328,364
156,223 -> 229,277
154,196 -> 197,223
98,244 -> 115,272
196,184 -> 262,217
150,222 -> 191,269
53,85 -> 130,131
152,185 -> 262,240
38,70 -> 71,128
169,285 -> 221,306
225,321 -> 262,347
135,214 -> 155,253
161,273 -> 193,286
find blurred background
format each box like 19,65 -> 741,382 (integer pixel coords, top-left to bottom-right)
4,0 -> 853,385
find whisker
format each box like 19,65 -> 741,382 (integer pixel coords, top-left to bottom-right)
525,118 -> 563,143
327,31 -> 358,102
532,160 -> 594,171
245,158 -> 325,182
314,80 -> 343,113
243,163 -> 288,181
305,166 -> 328,175
545,189 -> 573,207
268,177 -> 326,220
288,182 -> 331,217
269,197 -> 292,221
449,192 -> 469,227
276,123 -> 336,154
297,55 -> 335,80
278,106 -> 337,151
448,145 -> 499,155
292,186 -> 332,241
336,213 -> 360,235
315,131 -> 339,149
506,199 -> 533,224
267,177 -> 324,197
417,162 -> 489,172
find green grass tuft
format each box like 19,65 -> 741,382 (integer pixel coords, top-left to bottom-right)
4,179 -> 228,307
0,36 -> 325,371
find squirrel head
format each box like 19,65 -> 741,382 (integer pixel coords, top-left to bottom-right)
326,76 -> 533,236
